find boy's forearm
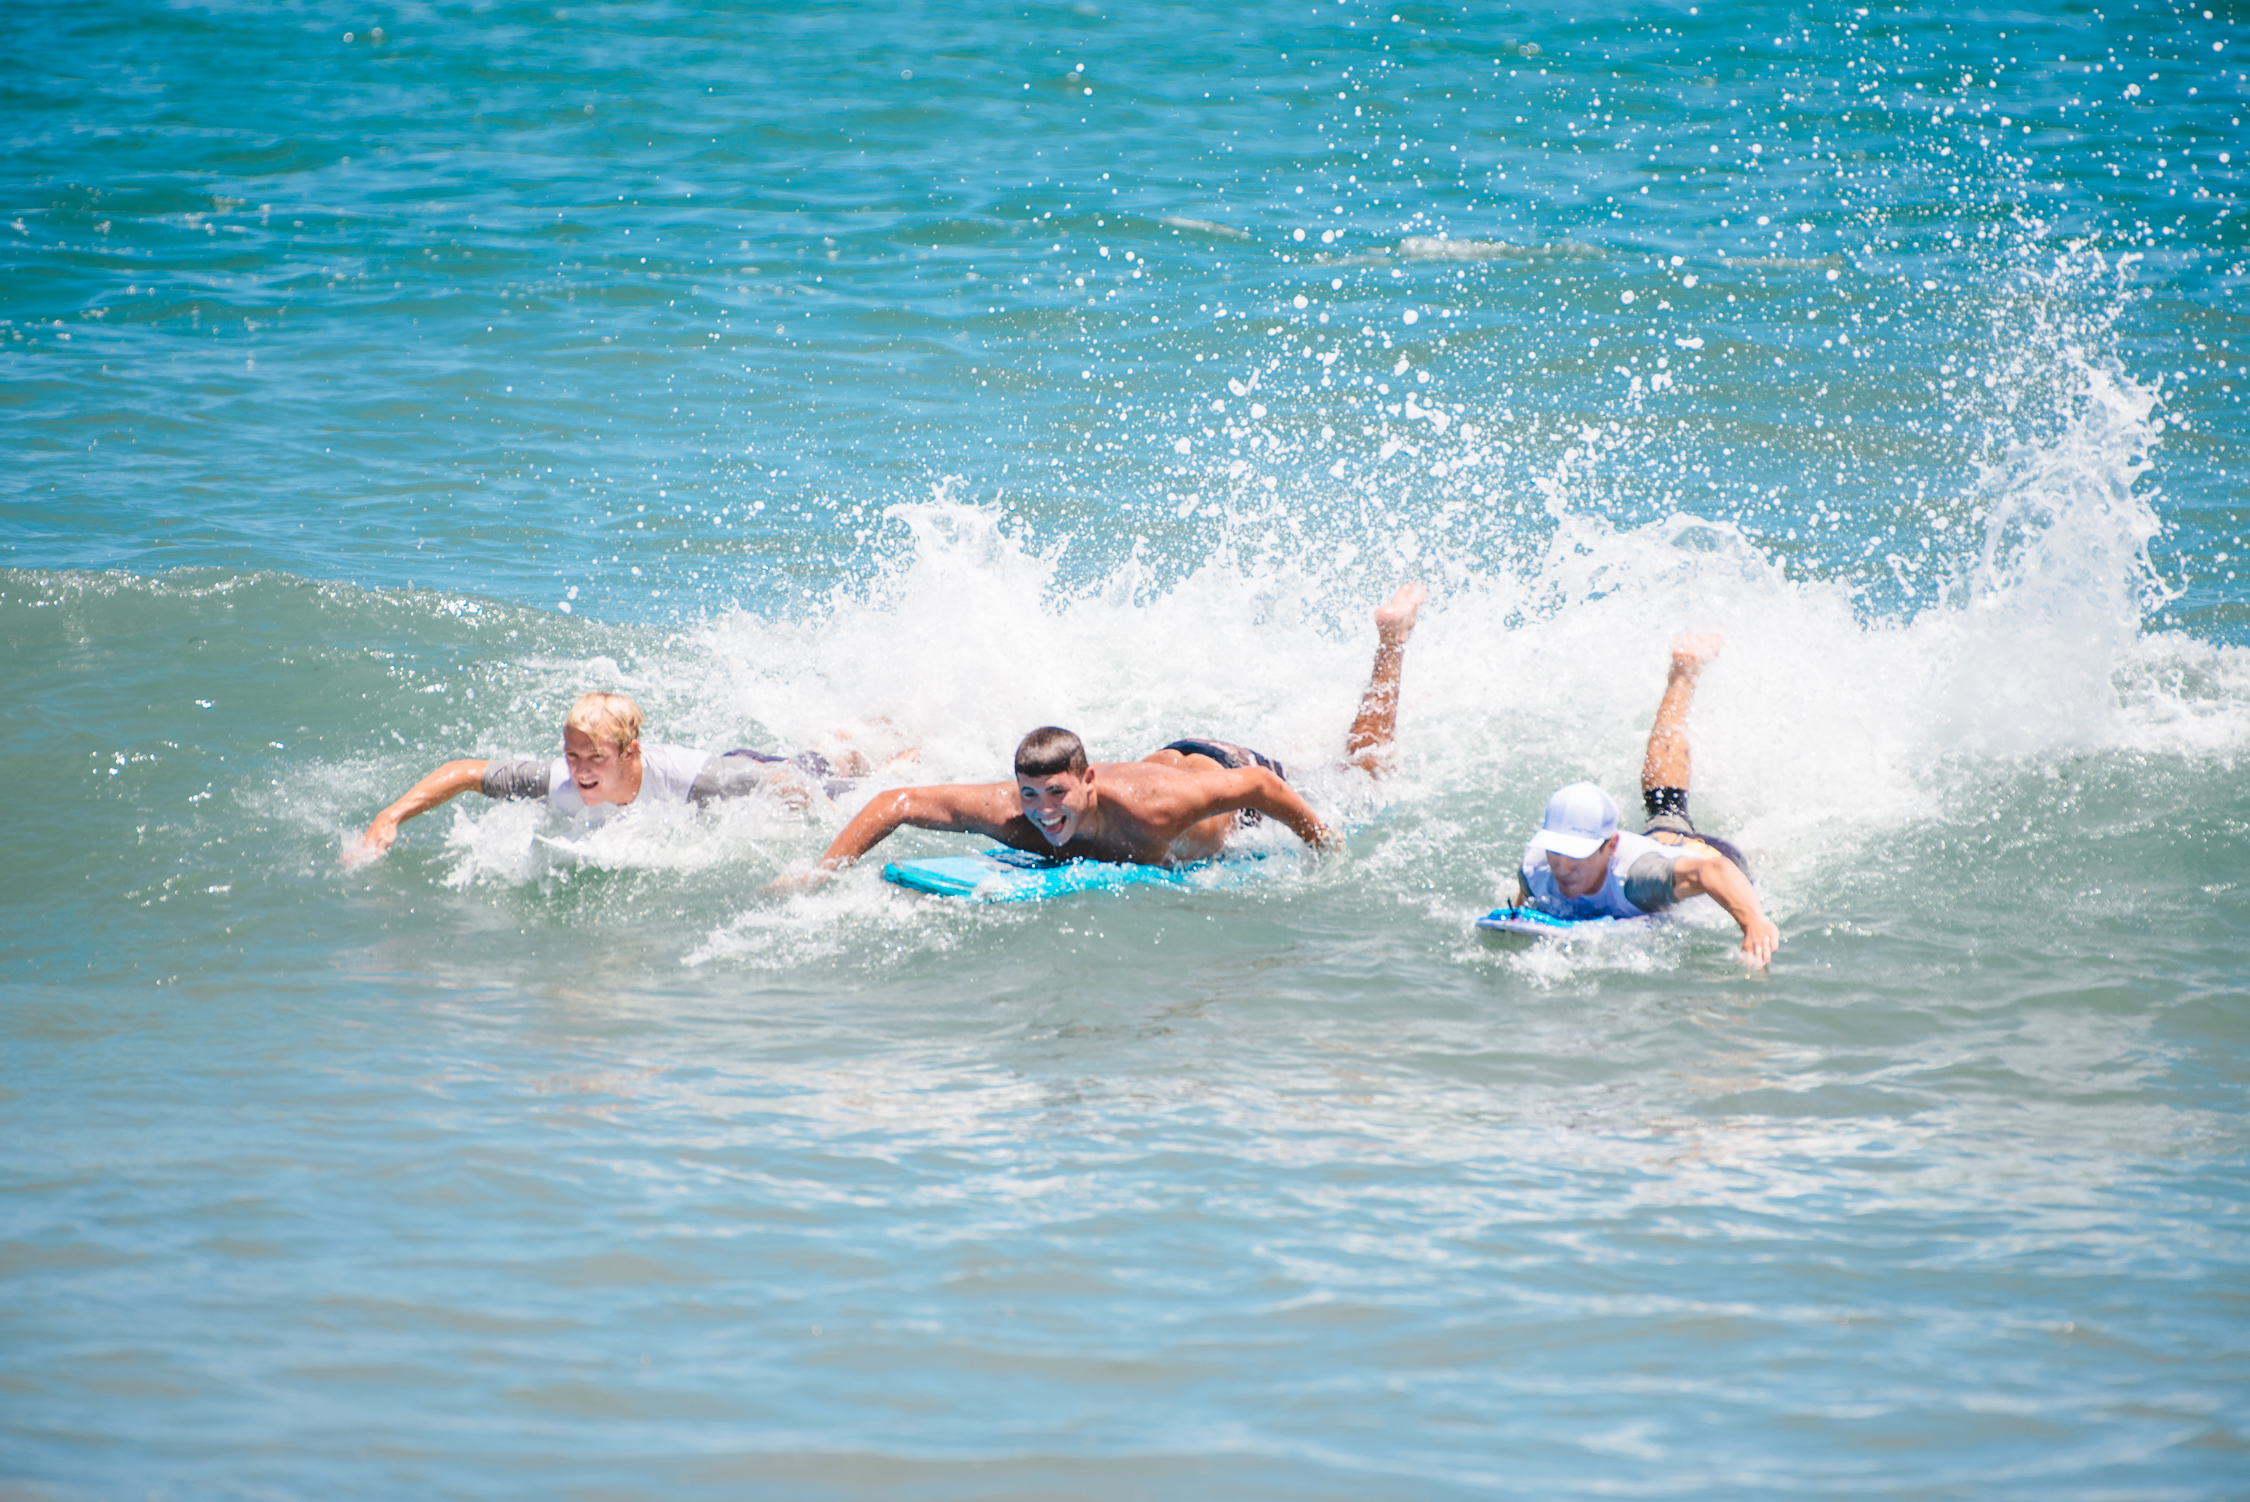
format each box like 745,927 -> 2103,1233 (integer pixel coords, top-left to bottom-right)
352,759 -> 488,859
386,760 -> 485,821
817,799 -> 905,869
1255,775 -> 1338,849
1684,856 -> 1767,939
817,787 -> 964,869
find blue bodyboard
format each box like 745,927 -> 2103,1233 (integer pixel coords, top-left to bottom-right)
1475,904 -> 1661,938
882,847 -> 1271,903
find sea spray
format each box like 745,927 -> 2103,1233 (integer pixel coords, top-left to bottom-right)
8,2 -> 2247,1493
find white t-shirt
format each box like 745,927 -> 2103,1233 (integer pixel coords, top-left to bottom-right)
481,742 -> 713,825
1518,830 -> 1682,920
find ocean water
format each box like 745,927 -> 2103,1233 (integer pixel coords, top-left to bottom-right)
4,0 -> 2248,1496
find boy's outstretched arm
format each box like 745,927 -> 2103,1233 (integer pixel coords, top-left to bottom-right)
1234,768 -> 1343,851
347,759 -> 491,864
768,782 -> 1018,892
1673,852 -> 1780,967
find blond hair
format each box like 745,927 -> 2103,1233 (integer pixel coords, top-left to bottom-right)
563,692 -> 644,754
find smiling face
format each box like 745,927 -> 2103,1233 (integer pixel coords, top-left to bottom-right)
1546,836 -> 1618,899
562,725 -> 643,807
1017,768 -> 1094,847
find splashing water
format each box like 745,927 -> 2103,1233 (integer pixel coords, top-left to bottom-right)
7,3 -> 2249,1497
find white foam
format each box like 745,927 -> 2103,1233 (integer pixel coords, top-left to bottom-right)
1159,215 -> 1252,240
343,331 -> 2244,966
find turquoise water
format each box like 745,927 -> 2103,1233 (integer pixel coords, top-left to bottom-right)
5,0 -> 2249,1495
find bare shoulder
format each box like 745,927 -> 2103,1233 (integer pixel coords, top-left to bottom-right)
857,779 -> 1019,829
917,779 -> 1020,819
1097,757 -> 1198,796
1102,757 -> 1257,819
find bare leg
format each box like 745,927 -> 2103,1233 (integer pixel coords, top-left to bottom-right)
816,718 -> 921,778
1345,581 -> 1427,775
1640,632 -> 1724,796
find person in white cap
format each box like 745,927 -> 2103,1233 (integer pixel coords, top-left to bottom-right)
1515,632 -> 1780,965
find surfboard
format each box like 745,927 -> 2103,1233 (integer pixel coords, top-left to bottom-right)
882,847 -> 1272,903
1475,905 -> 1661,938
532,832 -> 601,863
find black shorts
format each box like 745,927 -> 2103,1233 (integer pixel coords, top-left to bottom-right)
1161,738 -> 1288,782
1641,788 -> 1748,874
1162,737 -> 1287,828
710,748 -> 857,802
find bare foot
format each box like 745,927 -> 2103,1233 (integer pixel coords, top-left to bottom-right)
1375,580 -> 1427,642
1670,631 -> 1724,677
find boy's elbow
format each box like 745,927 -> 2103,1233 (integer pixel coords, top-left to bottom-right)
1670,856 -> 1717,902
855,789 -> 930,840
439,759 -> 488,792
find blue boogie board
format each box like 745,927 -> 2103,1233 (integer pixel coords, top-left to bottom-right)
882,847 -> 1272,903
1475,905 -> 1661,938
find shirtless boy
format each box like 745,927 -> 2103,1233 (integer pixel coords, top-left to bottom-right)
785,582 -> 1427,884
348,692 -> 908,863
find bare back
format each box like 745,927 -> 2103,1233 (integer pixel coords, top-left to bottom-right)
995,756 -> 1282,865
793,583 -> 1423,887
815,753 -> 1329,876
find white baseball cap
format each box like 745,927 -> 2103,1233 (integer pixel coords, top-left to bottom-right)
1527,781 -> 1618,860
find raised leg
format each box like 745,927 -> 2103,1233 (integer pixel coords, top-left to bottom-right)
1640,632 -> 1724,797
1345,581 -> 1427,775
816,718 -> 921,778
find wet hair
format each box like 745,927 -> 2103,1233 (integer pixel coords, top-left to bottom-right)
564,691 -> 645,755
1013,726 -> 1088,780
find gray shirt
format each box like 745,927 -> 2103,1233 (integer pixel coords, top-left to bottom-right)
478,743 -> 802,812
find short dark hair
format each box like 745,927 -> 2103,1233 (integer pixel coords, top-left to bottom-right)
1014,726 -> 1088,779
